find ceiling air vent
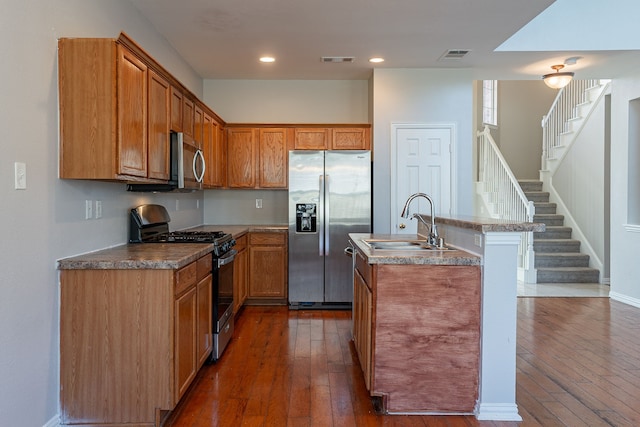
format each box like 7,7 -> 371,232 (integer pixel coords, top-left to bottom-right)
321,56 -> 355,63
439,49 -> 470,61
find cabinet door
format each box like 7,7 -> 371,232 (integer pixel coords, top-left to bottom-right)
203,113 -> 226,188
331,128 -> 369,150
170,86 -> 183,132
175,287 -> 197,401
227,128 -> 257,188
248,233 -> 287,299
233,246 -> 248,314
294,128 -> 329,150
117,45 -> 148,178
196,275 -> 212,367
193,104 -> 204,146
147,70 -> 170,180
353,268 -> 372,391
183,97 -> 195,138
258,128 -> 288,188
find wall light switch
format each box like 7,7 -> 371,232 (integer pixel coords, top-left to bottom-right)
95,201 -> 102,219
255,198 -> 263,209
474,234 -> 482,247
14,162 -> 26,190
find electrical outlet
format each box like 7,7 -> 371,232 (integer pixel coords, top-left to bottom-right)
14,162 -> 26,190
85,200 -> 93,220
95,201 -> 102,219
474,234 -> 482,247
256,198 -> 263,209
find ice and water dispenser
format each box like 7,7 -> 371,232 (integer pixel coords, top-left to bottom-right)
295,203 -> 317,233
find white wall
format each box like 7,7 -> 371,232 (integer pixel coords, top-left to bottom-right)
0,1 -> 205,425
371,68 -> 475,233
609,75 -> 640,304
494,81 -> 557,180
201,79 -> 370,224
553,96 -> 608,276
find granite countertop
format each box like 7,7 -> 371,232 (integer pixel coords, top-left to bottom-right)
187,224 -> 287,237
58,224 -> 288,270
349,233 -> 481,266
421,214 -> 545,233
58,243 -> 213,270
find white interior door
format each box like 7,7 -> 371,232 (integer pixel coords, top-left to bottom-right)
391,124 -> 453,234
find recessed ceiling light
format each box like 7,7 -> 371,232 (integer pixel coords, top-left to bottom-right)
259,56 -> 275,63
369,57 -> 384,63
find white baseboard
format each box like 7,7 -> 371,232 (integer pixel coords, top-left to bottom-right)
475,402 -> 522,421
610,291 -> 640,308
43,414 -> 60,427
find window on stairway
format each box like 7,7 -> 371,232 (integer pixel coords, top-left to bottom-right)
482,80 -> 498,127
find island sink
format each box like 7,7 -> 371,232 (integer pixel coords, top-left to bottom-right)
362,239 -> 451,251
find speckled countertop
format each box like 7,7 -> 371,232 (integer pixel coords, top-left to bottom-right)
57,243 -> 214,270
349,233 -> 481,266
187,224 -> 287,237
421,214 -> 545,233
57,224 -> 288,270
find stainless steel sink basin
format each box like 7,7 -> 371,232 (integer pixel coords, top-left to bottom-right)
362,239 -> 451,251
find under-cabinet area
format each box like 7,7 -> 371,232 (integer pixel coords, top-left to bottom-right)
349,234 -> 481,414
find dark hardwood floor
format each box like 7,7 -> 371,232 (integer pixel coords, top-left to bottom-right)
167,298 -> 640,427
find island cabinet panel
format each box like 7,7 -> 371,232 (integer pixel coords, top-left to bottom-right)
353,268 -> 373,391
372,264 -> 481,413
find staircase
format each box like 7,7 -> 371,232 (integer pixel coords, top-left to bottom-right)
519,179 -> 600,283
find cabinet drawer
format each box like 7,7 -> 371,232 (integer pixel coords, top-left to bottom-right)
196,254 -> 212,280
249,232 -> 286,246
235,234 -> 248,251
175,261 -> 197,296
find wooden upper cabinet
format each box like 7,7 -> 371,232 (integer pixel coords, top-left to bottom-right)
59,37 -> 173,181
117,45 -> 148,178
258,128 -> 288,188
332,127 -> 370,150
203,113 -> 226,188
294,128 -> 329,150
170,86 -> 183,132
183,97 -> 195,138
227,128 -> 257,188
193,103 -> 204,145
147,70 -> 171,180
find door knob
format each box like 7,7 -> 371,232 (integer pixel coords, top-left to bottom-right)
399,223 -> 406,229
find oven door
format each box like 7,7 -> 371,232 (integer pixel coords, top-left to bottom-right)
214,249 -> 236,333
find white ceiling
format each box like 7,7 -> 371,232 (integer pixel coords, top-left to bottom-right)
130,0 -> 640,81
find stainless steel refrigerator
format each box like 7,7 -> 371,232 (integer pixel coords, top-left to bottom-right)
288,150 -> 371,308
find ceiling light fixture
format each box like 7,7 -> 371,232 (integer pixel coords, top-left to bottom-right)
259,56 -> 275,63
542,64 -> 574,89
369,57 -> 384,63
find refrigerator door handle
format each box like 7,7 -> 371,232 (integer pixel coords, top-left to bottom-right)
324,174 -> 330,256
319,174 -> 325,256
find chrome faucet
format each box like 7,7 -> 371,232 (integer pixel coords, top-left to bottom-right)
400,192 -> 439,246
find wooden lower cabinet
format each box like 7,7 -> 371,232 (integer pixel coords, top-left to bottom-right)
352,249 -> 480,414
247,231 -> 288,300
60,254 -> 212,426
233,234 -> 248,314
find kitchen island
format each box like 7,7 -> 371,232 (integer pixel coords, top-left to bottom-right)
349,234 -> 482,414
350,215 -> 544,420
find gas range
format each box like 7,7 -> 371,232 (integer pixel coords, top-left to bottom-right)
129,204 -> 235,257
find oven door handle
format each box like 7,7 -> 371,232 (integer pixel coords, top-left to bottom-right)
217,249 -> 237,267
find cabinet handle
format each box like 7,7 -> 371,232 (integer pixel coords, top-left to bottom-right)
319,175 -> 324,256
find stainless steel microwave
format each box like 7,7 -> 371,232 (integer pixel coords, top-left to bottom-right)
127,131 -> 205,192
